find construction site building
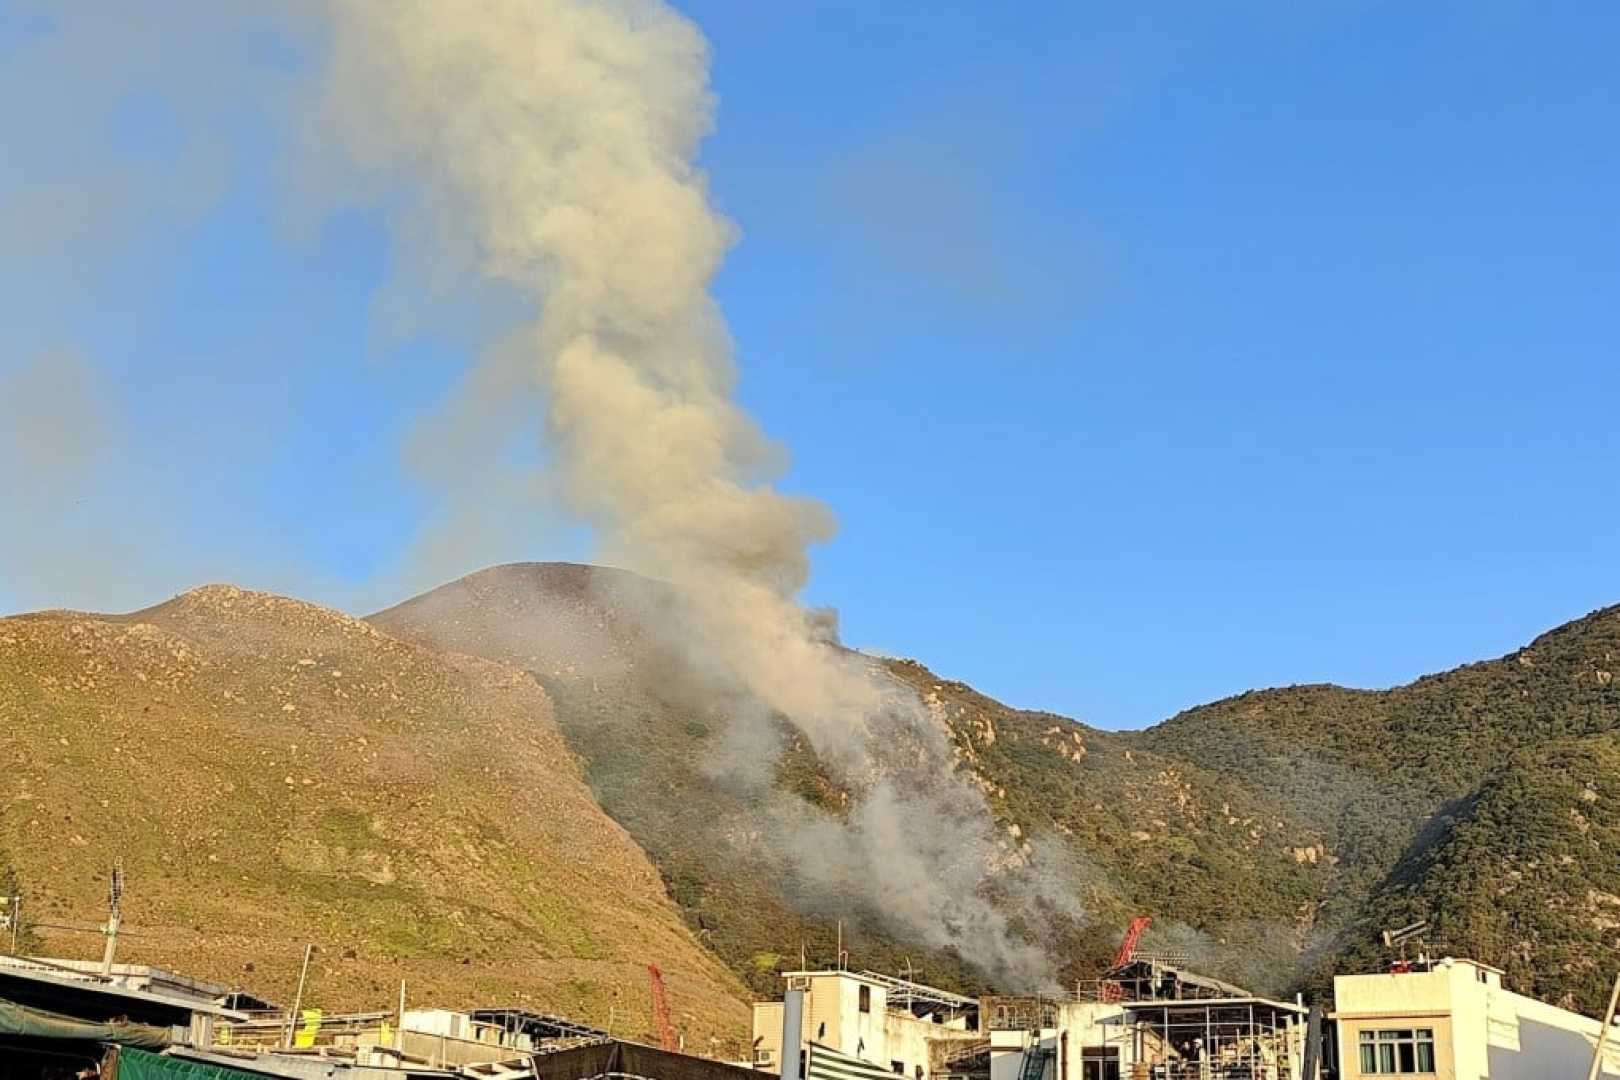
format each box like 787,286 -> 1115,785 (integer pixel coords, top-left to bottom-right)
752,970 -> 982,1080
1331,956 -> 1620,1079
987,961 -> 1308,1080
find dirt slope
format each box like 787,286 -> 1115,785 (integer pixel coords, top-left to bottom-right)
0,585 -> 749,1051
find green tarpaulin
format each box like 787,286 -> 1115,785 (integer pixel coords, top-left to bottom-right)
114,1047 -> 269,1080
530,1040 -> 771,1080
0,995 -> 170,1049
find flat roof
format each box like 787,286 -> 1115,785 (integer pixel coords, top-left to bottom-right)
776,970 -> 977,1013
782,970 -> 890,987
0,957 -> 246,1020
1336,957 -> 1507,979
1121,996 -> 1306,1017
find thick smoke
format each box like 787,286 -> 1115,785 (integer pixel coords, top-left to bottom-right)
308,0 -> 1065,986
0,0 -> 1072,987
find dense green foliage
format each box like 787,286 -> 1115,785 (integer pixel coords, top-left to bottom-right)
1139,604 -> 1620,1012
1334,734 -> 1620,1012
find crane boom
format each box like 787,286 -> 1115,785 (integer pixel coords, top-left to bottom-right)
1100,915 -> 1152,1003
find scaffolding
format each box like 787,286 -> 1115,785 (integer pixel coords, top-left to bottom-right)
1118,997 -> 1302,1080
857,970 -> 977,1017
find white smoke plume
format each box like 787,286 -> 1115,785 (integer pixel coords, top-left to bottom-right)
305,0 -> 1064,985
0,0 -> 1072,987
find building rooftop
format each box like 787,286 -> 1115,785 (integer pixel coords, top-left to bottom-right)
0,955 -> 247,1025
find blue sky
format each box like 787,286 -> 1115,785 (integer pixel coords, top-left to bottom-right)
0,1 -> 1616,728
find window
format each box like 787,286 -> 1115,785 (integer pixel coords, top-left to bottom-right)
1081,1047 -> 1120,1080
859,985 -> 872,1013
891,1062 -> 905,1075
1357,1029 -> 1435,1074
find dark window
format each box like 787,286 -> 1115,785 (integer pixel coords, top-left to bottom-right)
859,985 -> 871,1013
891,1063 -> 905,1075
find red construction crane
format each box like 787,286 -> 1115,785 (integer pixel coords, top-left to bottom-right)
647,963 -> 678,1051
1111,915 -> 1152,969
1100,915 -> 1152,1002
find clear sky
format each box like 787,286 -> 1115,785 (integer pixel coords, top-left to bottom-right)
0,1 -> 1616,729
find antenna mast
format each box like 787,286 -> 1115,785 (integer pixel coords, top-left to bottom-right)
99,862 -> 124,976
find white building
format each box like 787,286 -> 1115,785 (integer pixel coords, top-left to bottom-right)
1331,957 -> 1620,1079
752,970 -> 981,1079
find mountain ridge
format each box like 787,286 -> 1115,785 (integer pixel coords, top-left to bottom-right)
0,583 -> 751,1048
8,562 -> 1617,1022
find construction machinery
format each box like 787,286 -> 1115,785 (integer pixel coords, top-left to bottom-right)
1100,915 -> 1152,1002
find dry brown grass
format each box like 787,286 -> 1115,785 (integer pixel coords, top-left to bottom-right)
0,585 -> 750,1053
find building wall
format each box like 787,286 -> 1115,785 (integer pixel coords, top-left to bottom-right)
753,973 -> 974,1079
754,1002 -> 786,1069
1054,1001 -> 1132,1078
989,1027 -> 1056,1080
1334,959 -> 1620,1080
885,1009 -> 969,1078
801,973 -> 886,1059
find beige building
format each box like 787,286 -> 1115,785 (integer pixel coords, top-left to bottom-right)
1332,957 -> 1620,1079
752,970 -> 981,1079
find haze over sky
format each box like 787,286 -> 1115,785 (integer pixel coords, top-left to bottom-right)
1,2 -> 1616,728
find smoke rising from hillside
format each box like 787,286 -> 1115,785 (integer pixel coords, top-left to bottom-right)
0,0 -> 1070,987
310,0 -> 1064,986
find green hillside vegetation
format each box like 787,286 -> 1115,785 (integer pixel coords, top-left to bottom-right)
0,587 -> 750,1049
371,564 -> 989,998
376,565 -> 1339,998
1137,604 -> 1620,1011
1338,734 -> 1620,1011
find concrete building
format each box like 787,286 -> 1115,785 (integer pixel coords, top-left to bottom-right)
751,970 -> 981,1080
1331,957 -> 1620,1079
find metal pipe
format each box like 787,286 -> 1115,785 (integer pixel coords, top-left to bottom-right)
284,944 -> 314,1049
1588,972 -> 1620,1080
781,988 -> 805,1080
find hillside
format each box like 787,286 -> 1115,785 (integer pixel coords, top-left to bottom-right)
1136,603 -> 1620,1009
0,586 -> 750,1051
371,563 -> 992,996
1338,733 -> 1620,1012
375,564 -> 1620,1015
10,563 -> 1616,1021
373,564 -> 1338,997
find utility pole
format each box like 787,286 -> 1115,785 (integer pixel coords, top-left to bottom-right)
7,892 -> 19,955
1587,971 -> 1620,1080
99,863 -> 123,976
284,944 -> 314,1049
